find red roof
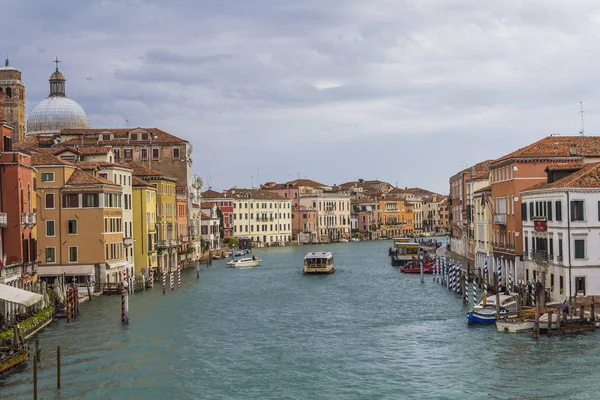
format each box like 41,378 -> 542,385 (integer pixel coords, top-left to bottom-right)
31,152 -> 76,167
524,162 -> 600,191
124,162 -> 176,181
492,136 -> 600,165
65,170 -> 120,187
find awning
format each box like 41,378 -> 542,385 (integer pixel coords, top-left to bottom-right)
107,260 -> 127,270
37,265 -> 94,277
0,284 -> 43,307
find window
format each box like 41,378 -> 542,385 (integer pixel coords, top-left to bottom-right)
45,247 -> 56,263
547,201 -> 553,221
574,239 -> 585,259
529,203 -> 534,219
173,148 -> 180,159
131,133 -> 138,140
41,172 -> 54,182
555,200 -> 562,221
558,238 -> 563,257
83,193 -> 99,207
141,148 -> 148,160
142,133 -> 149,140
68,219 -> 78,235
68,246 -> 78,263
152,148 -> 160,160
124,148 -> 133,159
570,200 -> 584,221
102,134 -> 111,141
113,149 -> 120,161
45,193 -> 55,209
62,194 -> 79,208
46,220 -> 55,237
575,277 -> 586,296
521,203 -> 527,221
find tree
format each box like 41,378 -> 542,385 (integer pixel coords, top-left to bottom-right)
216,207 -> 225,239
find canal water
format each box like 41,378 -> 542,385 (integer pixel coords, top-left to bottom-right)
2,238 -> 599,399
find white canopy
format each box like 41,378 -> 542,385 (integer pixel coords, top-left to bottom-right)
0,284 -> 43,307
37,264 -> 94,277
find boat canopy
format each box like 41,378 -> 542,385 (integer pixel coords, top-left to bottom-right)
304,252 -> 333,260
0,283 -> 43,307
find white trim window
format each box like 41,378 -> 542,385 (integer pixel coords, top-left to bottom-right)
45,247 -> 56,264
41,172 -> 54,182
68,219 -> 78,235
173,147 -> 180,159
46,220 -> 55,237
45,193 -> 55,209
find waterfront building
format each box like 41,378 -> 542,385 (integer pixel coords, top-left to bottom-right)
176,187 -> 190,265
298,191 -> 351,242
473,186 -> 493,273
0,98 -> 38,323
200,202 -> 221,251
262,179 -> 330,207
465,162 -> 492,261
292,206 -> 318,244
128,163 -> 179,276
449,160 -> 493,258
439,197 -> 450,234
33,153 -> 125,286
423,194 -> 447,235
489,136 -> 600,289
0,59 -> 26,142
76,162 -> 135,276
132,176 -> 158,276
27,61 -> 89,136
521,162 -> 600,301
201,189 -> 234,238
351,199 -> 379,240
376,196 -> 405,238
225,188 -> 292,245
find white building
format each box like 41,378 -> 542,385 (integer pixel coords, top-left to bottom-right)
200,202 -> 221,251
521,162 -> 600,301
226,189 -> 292,246
298,191 -> 351,243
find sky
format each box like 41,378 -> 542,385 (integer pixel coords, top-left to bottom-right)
5,0 -> 600,194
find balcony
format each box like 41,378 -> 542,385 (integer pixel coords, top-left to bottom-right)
181,236 -> 189,243
532,249 -> 549,263
0,212 -> 6,228
123,237 -> 133,246
21,212 -> 37,226
493,213 -> 506,225
557,255 -> 563,264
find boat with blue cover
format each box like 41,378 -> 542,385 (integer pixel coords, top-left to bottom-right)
467,294 -> 518,325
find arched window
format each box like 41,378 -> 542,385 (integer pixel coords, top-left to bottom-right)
6,87 -> 11,98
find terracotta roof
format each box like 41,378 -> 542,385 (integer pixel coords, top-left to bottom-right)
132,176 -> 155,188
31,152 -> 76,167
60,127 -> 188,144
263,178 -> 329,190
53,146 -> 113,156
523,162 -> 600,191
13,134 -> 55,150
201,202 -> 216,209
225,188 -> 286,200
492,136 -> 600,165
544,162 -> 585,172
65,170 -> 120,187
201,189 -> 230,199
124,162 -> 176,181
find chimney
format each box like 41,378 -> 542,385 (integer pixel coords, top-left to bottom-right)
0,91 -> 5,120
569,145 -> 577,156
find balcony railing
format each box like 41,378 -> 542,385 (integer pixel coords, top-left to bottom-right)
0,212 -> 6,228
532,249 -> 549,262
493,213 -> 506,225
181,236 -> 189,243
557,255 -> 564,263
123,237 -> 133,246
21,212 -> 37,226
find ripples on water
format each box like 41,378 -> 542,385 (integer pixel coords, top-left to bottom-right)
2,238 -> 600,399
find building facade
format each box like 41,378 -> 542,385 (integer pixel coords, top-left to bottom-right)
132,176 -> 158,276
226,189 -> 292,245
200,202 -> 221,251
0,60 -> 26,142
292,206 -> 318,244
298,192 -> 351,243
473,186 -> 493,276
202,190 -> 233,238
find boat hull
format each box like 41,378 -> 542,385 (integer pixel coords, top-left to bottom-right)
467,309 -> 510,325
226,259 -> 261,268
496,320 -> 535,333
303,267 -> 334,275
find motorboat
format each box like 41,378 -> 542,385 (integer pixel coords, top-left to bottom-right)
467,294 -> 519,325
226,257 -> 261,268
350,238 -> 360,242
338,238 -> 349,243
304,252 -> 334,274
496,318 -> 535,333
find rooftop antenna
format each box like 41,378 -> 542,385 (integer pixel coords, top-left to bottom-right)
125,119 -> 129,128
579,101 -> 585,136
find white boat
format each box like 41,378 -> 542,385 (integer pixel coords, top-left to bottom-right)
467,294 -> 519,325
338,238 -> 349,243
496,319 -> 535,333
226,257 -> 261,268
304,252 -> 334,274
350,238 -> 360,242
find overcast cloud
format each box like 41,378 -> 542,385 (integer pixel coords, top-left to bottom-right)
6,0 -> 600,194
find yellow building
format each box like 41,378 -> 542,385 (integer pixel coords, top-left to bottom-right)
32,152 -> 125,288
128,163 -> 179,275
377,196 -> 405,238
132,176 -> 158,275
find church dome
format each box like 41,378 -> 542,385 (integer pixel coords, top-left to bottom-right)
27,96 -> 89,135
26,60 -> 89,136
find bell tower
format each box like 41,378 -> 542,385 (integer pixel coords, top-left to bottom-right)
0,59 -> 26,142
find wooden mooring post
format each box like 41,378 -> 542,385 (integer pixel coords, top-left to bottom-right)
57,345 -> 61,390
35,338 -> 41,362
33,355 -> 38,399
533,284 -> 541,339
494,272 -> 500,320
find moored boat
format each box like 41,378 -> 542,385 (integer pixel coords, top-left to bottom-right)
496,319 -> 535,333
226,257 -> 261,268
304,252 -> 334,274
467,294 -> 519,325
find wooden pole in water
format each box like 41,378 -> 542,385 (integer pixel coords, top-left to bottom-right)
494,272 -> 500,320
533,284 -> 540,339
419,256 -> 424,283
580,305 -> 585,321
591,296 -> 595,322
86,277 -> 92,301
33,354 -> 38,399
57,345 -> 61,389
547,309 -> 553,335
35,338 -> 40,362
